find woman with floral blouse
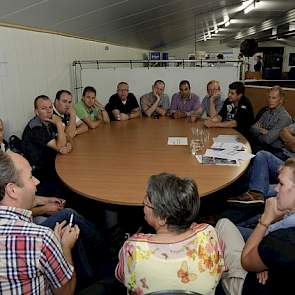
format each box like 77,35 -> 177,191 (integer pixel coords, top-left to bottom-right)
116,173 -> 225,295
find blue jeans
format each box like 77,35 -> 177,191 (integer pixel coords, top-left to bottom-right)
237,214 -> 261,240
36,208 -> 111,283
249,151 -> 283,197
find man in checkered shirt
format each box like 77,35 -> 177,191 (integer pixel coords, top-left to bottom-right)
0,151 -> 80,295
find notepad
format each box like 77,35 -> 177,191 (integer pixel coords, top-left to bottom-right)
167,137 -> 188,145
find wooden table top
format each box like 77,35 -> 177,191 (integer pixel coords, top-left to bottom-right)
55,117 -> 251,206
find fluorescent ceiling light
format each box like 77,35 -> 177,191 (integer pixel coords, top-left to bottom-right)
239,0 -> 254,11
225,20 -> 231,27
244,3 -> 255,14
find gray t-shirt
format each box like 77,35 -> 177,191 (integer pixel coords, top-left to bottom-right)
201,93 -> 224,118
140,92 -> 170,115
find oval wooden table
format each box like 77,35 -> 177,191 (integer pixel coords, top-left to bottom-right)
55,117 -> 251,206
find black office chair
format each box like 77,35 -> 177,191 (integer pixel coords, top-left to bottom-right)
146,290 -> 202,295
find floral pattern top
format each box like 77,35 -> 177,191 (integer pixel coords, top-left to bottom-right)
115,223 -> 225,295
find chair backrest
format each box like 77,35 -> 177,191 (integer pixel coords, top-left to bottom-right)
145,290 -> 202,295
9,135 -> 23,155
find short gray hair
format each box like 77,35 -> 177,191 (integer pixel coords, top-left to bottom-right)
0,152 -> 21,200
146,173 -> 200,233
270,85 -> 285,99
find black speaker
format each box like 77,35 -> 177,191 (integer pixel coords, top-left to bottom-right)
240,39 -> 258,57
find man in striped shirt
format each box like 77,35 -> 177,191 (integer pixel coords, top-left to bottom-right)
0,151 -> 80,295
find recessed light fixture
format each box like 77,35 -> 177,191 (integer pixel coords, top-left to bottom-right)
225,19 -> 231,27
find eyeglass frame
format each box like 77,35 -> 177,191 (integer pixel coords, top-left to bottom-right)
143,194 -> 154,210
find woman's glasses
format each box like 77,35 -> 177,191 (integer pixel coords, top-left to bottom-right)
143,195 -> 154,209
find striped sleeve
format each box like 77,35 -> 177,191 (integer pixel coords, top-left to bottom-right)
39,229 -> 74,289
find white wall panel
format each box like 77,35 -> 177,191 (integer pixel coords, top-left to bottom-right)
81,66 -> 239,105
0,26 -> 147,138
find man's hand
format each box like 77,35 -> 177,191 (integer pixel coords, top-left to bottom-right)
67,106 -> 76,118
54,221 -> 80,251
256,270 -> 268,285
62,224 -> 80,250
210,89 -> 220,102
260,197 -> 287,226
120,113 -> 129,121
152,85 -> 161,101
59,142 -> 72,154
204,119 -> 215,128
172,111 -> 186,119
42,202 -> 64,215
46,114 -> 63,127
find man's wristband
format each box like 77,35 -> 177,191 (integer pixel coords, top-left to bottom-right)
128,113 -> 131,120
258,218 -> 269,229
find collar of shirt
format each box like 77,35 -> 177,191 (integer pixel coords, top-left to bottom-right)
53,105 -> 65,119
0,206 -> 33,223
180,93 -> 192,101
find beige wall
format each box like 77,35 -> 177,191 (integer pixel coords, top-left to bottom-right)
0,26 -> 147,138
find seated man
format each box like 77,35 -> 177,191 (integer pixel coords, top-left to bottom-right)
228,121 -> 295,204
54,89 -> 88,137
75,86 -> 110,129
249,86 -> 292,154
170,80 -> 201,119
217,158 -> 295,294
0,151 -> 79,294
195,80 -> 224,119
22,95 -> 71,196
140,80 -> 170,117
204,81 -> 254,138
105,82 -> 140,121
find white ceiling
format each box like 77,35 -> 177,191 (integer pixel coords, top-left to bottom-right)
0,0 -> 294,50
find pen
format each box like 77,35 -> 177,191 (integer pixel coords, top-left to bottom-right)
69,213 -> 74,228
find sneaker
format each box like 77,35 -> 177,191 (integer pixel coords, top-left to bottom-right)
227,191 -> 265,204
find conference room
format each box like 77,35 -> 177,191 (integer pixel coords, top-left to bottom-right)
0,0 -> 295,294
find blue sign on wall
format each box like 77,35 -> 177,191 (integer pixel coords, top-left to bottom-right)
150,52 -> 161,60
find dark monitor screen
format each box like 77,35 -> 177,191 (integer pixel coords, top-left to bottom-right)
289,53 -> 295,66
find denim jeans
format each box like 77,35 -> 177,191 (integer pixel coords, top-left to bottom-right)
237,214 -> 261,240
249,151 -> 283,196
35,208 -> 111,285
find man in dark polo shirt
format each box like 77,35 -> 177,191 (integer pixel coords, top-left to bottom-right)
54,90 -> 88,138
204,81 -> 254,138
22,95 -> 71,196
105,82 -> 140,121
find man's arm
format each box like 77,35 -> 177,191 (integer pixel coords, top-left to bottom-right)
64,107 -> 77,138
31,196 -> 65,216
141,94 -> 161,117
204,116 -> 237,128
129,107 -> 140,119
76,122 -> 88,135
241,198 -> 286,272
52,222 -> 79,295
46,115 -> 67,151
82,116 -> 101,129
208,93 -> 222,118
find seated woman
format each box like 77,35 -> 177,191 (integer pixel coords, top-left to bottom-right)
116,173 -> 225,295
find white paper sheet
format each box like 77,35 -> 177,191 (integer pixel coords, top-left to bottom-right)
167,137 -> 188,145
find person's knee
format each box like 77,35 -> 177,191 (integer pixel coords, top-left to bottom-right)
215,218 -> 232,232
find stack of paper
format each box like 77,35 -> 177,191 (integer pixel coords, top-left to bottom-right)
196,134 -> 255,165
